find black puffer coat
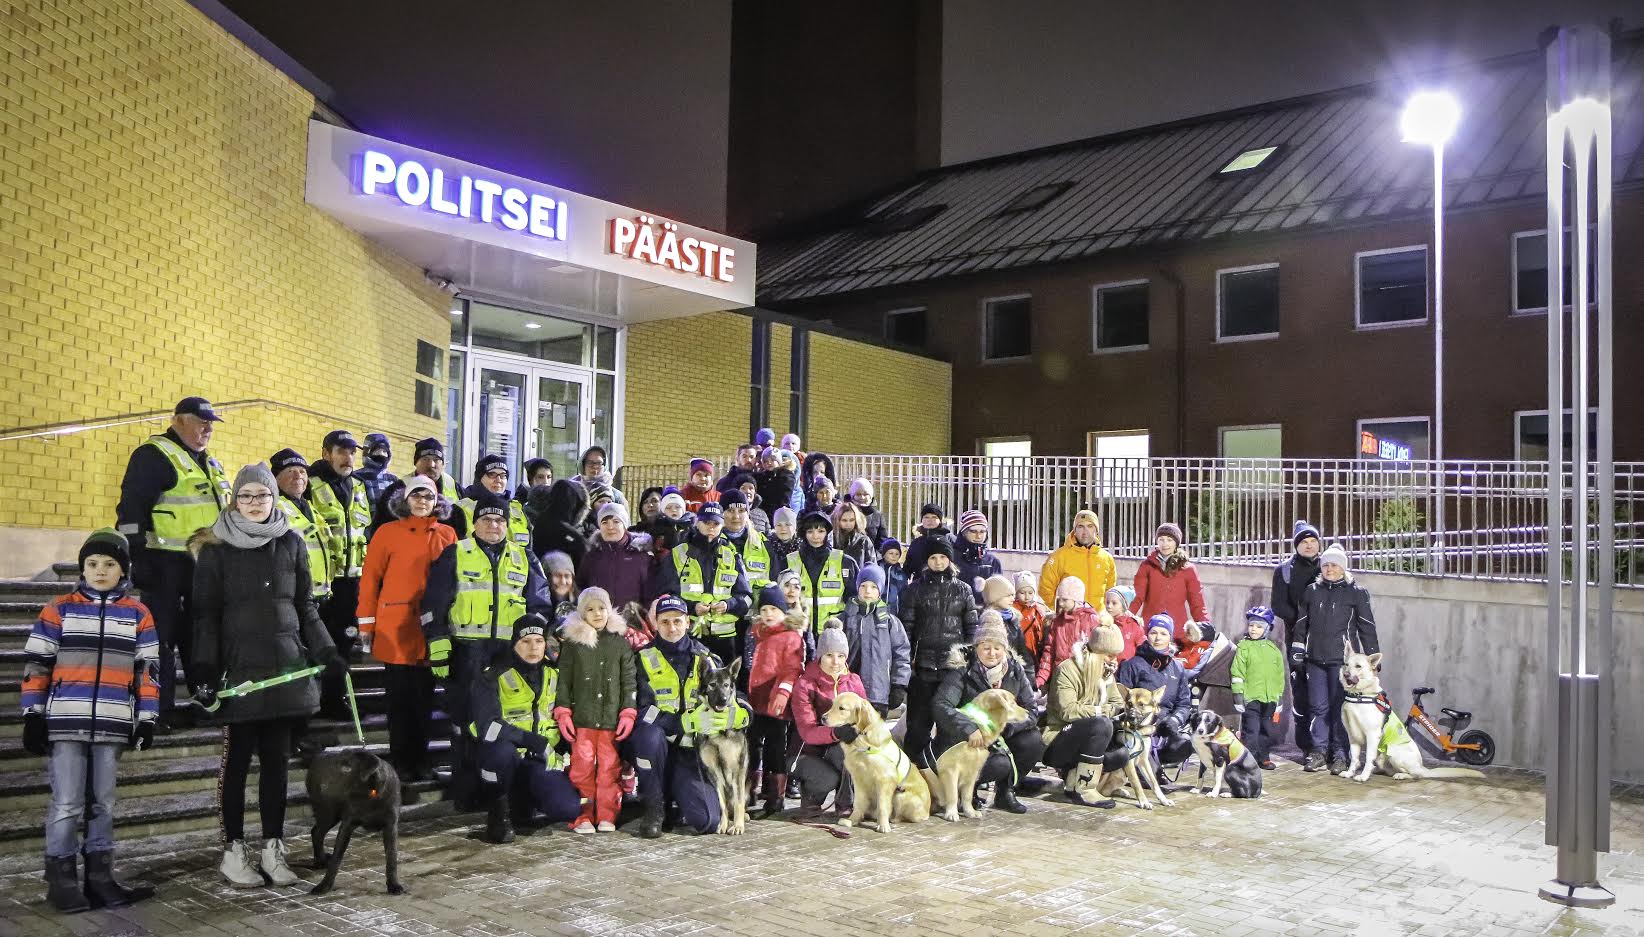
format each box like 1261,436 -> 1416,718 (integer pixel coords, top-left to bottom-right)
932,648 -> 1039,753
899,566 -> 978,672
189,529 -> 335,723
1294,575 -> 1379,665
532,480 -> 590,568
755,469 -> 796,520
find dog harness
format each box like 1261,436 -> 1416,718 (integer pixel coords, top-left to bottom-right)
940,699 -> 1019,786
1210,725 -> 1247,764
681,699 -> 749,739
1344,691 -> 1412,756
849,738 -> 916,791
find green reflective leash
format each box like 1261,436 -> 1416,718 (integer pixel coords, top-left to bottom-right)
343,669 -> 365,745
196,665 -> 324,713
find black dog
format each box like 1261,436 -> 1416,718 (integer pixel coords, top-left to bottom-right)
306,750 -> 405,895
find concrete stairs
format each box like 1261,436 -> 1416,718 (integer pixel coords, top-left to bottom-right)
0,567 -> 456,858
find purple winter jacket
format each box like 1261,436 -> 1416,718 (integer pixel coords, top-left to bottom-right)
578,531 -> 657,610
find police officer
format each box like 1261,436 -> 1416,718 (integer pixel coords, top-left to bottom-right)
306,430 -> 372,718
622,595 -> 729,837
355,433 -> 399,508
270,449 -> 334,601
470,613 -> 580,844
115,396 -> 231,726
424,491 -> 550,807
787,511 -> 859,635
454,454 -> 530,544
719,490 -> 772,592
652,502 -> 751,669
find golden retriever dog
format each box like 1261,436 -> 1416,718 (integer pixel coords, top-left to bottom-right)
920,688 -> 1030,822
822,692 -> 931,832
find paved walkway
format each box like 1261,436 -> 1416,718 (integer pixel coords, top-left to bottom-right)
1,761 -> 1640,937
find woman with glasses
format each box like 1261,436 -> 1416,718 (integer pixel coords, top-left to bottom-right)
356,474 -> 457,782
190,463 -> 340,889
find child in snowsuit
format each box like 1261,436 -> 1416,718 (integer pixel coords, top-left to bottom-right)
1035,577 -> 1104,689
747,585 -> 806,816
1012,571 -> 1049,662
1232,606 -> 1286,770
554,588 -> 637,833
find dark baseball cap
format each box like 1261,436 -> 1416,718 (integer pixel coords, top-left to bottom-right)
322,430 -> 360,450
655,595 -> 689,617
174,397 -> 224,422
696,502 -> 724,522
269,448 -> 308,474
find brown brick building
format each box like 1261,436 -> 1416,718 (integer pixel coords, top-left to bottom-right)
758,37 -> 1644,462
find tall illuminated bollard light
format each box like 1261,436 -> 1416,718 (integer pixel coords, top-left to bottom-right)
1401,91 -> 1460,574
1540,24 -> 1614,910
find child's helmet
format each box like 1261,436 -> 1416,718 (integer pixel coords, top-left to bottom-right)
1244,605 -> 1275,626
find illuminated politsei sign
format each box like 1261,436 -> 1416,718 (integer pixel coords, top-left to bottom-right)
1360,431 -> 1412,461
607,215 -> 737,283
357,150 -> 567,241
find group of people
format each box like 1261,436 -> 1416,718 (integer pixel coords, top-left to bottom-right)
21,400 -> 1382,910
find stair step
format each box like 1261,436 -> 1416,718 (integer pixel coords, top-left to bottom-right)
50,562 -> 79,581
0,580 -> 74,600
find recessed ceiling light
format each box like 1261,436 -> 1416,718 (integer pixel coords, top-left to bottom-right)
524,322 -> 542,330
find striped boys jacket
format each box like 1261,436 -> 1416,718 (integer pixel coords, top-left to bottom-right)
21,581 -> 160,743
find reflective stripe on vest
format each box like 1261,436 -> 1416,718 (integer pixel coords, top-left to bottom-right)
279,496 -> 333,599
310,475 -> 370,577
143,436 -> 231,551
498,667 -> 562,768
789,550 -> 846,628
639,646 -> 702,714
672,542 -> 740,637
735,529 -> 772,588
449,538 -> 531,641
458,498 -> 531,546
681,700 -> 749,737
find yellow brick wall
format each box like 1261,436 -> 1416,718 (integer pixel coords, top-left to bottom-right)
0,0 -> 449,535
806,331 -> 950,455
768,322 -> 792,435
622,311 -> 751,465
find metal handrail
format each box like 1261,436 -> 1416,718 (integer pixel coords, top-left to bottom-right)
0,399 -> 432,446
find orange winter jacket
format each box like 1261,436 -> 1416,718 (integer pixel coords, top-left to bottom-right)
357,515 -> 457,665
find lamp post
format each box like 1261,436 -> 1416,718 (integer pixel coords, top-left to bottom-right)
1402,90 -> 1460,574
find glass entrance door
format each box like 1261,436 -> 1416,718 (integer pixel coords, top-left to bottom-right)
466,356 -> 590,486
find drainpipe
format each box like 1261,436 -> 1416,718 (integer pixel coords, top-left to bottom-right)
1155,263 -> 1187,455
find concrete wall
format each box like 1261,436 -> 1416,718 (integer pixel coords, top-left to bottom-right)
998,550 -> 1644,782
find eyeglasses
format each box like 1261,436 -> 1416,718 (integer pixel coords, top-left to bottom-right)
235,493 -> 274,504
483,470 -> 509,480
407,491 -> 437,500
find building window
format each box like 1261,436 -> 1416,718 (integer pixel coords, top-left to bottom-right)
1356,417 -> 1430,461
1000,182 -> 1073,214
1092,280 -> 1149,352
885,307 -> 928,347
749,319 -> 772,440
414,340 -> 444,419
789,329 -> 809,438
1221,424 -> 1282,490
1356,246 -> 1428,328
1515,409 -> 1598,462
1087,430 -> 1150,499
1218,145 -> 1279,175
980,438 -> 1032,502
1513,229 -> 1596,315
1216,265 -> 1279,341
982,295 -> 1032,362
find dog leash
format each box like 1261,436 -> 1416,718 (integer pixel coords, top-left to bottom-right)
343,669 -> 366,746
192,665 -> 324,713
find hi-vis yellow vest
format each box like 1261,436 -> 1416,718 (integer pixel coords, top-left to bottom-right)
480,667 -> 563,768
638,646 -> 703,715
309,474 -> 370,578
449,539 -> 531,641
672,542 -> 741,637
142,436 -> 231,551
457,498 -> 531,546
733,528 -> 772,588
789,550 -> 846,628
279,495 -> 333,599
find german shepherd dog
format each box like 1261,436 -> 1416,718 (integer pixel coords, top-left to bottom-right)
920,688 -> 1029,822
1188,711 -> 1263,799
695,656 -> 751,835
822,692 -> 931,832
1097,684 -> 1176,809
306,750 -> 404,895
1338,642 -> 1484,783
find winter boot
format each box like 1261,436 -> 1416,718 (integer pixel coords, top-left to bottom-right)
484,800 -> 515,844
785,776 -> 801,799
1329,754 -> 1349,776
219,840 -> 264,888
82,851 -> 153,908
759,772 -> 786,818
992,784 -> 1028,814
631,798 -> 664,839
746,766 -> 762,809
44,855 -> 90,913
260,839 -> 302,887
1063,756 -> 1116,809
1303,751 -> 1326,772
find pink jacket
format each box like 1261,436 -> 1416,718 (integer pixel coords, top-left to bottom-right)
1036,605 -> 1101,687
789,662 -> 867,747
748,615 -> 806,717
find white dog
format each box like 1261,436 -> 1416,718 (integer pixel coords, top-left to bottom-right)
1337,642 -> 1483,783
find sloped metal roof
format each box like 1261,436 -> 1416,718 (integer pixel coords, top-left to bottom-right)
758,39 -> 1644,304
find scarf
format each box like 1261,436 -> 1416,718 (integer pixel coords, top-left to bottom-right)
211,504 -> 289,549
984,661 -> 1006,688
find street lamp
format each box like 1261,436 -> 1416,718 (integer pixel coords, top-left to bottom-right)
1402,90 -> 1460,574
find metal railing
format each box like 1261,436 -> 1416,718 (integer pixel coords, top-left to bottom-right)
617,455 -> 1644,586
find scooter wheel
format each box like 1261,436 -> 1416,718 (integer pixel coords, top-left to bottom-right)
1456,730 -> 1495,766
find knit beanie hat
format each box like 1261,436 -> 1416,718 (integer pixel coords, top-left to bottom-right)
778,567 -> 802,588
816,624 -> 848,658
772,506 -> 797,528
269,448 -> 308,475
542,551 -> 575,578
980,575 -> 1015,608
1146,613 -> 1176,637
781,433 -> 802,450
926,537 -> 956,563
1013,570 -> 1037,592
474,453 -> 508,479
1072,509 -> 1101,532
1156,522 -> 1184,545
755,427 -> 776,447
1292,519 -> 1321,547
879,537 -> 903,555
719,489 -> 748,508
972,610 -> 1010,649
757,583 -> 788,612
689,458 -> 713,475
919,502 -> 944,520
659,492 -> 687,516
1055,576 -> 1086,604
412,437 -> 444,461
79,527 -> 130,574
472,491 -> 511,521
231,462 -> 278,503
596,502 -> 630,527
1320,543 -> 1350,570
577,586 -> 612,616
512,612 -> 548,644
1104,585 -> 1136,609
856,564 -> 886,592
958,510 -> 988,535
848,477 -> 874,500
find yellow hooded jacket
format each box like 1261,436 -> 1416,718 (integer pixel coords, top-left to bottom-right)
1037,510 -> 1117,609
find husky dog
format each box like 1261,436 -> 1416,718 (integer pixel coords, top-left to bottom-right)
920,688 -> 1029,822
306,750 -> 404,895
1097,684 -> 1175,809
1188,711 -> 1263,799
1338,642 -> 1484,783
823,692 -> 931,832
694,657 -> 751,835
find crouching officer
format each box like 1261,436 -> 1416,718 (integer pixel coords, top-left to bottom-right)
621,595 -> 728,837
424,492 -> 550,807
470,614 -> 580,844
454,454 -> 531,543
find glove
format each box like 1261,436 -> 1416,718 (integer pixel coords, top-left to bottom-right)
1232,693 -> 1246,714
832,724 -> 859,744
522,732 -> 550,758
130,720 -> 155,751
1289,643 -> 1306,667
615,708 -> 637,741
888,685 -> 907,710
192,686 -> 219,710
23,711 -> 48,756
314,644 -> 347,678
1157,715 -> 1181,738
431,661 -> 449,679
554,706 -> 577,744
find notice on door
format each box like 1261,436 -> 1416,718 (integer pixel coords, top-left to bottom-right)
489,396 -> 516,435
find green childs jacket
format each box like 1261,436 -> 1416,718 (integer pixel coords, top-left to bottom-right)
555,611 -> 638,730
1230,636 -> 1286,704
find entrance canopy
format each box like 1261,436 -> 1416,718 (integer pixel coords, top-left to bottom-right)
305,121 -> 755,321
